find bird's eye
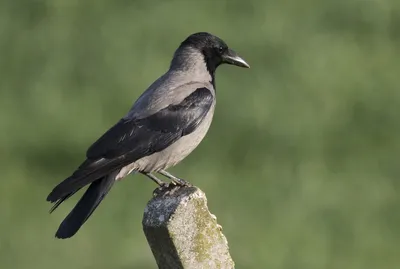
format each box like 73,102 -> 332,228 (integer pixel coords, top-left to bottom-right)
218,46 -> 224,53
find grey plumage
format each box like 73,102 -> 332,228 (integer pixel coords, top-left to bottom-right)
47,32 -> 249,239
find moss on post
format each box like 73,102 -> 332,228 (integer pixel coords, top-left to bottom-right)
142,186 -> 234,269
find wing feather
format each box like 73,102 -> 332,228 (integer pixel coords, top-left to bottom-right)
47,87 -> 213,202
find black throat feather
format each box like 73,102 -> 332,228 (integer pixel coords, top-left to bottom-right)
202,48 -> 221,89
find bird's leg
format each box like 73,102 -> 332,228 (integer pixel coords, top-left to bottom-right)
141,172 -> 167,187
142,172 -> 180,197
158,170 -> 192,187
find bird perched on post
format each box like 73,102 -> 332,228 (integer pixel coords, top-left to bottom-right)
47,32 -> 249,239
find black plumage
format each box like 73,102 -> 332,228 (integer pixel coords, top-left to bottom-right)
47,32 -> 249,239
54,172 -> 117,238
47,88 -> 213,238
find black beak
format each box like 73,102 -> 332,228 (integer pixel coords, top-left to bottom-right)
222,48 -> 250,68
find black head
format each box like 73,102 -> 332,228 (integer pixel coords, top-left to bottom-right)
179,32 -> 250,74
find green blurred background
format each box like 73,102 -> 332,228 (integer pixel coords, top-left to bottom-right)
1,0 -> 400,268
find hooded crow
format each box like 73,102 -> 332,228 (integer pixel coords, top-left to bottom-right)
47,32 -> 249,239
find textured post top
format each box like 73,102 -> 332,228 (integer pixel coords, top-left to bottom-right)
142,186 -> 234,269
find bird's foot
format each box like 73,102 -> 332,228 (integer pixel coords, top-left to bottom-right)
158,169 -> 193,187
172,177 -> 192,187
152,182 -> 181,197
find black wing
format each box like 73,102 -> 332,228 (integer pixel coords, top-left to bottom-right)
87,87 -> 213,159
47,87 -> 213,202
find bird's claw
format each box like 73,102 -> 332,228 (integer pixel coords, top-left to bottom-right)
153,182 -> 181,197
172,178 -> 192,187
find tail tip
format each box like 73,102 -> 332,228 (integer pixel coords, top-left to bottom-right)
55,226 -> 78,239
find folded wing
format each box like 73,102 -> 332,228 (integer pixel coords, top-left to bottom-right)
47,87 -> 214,203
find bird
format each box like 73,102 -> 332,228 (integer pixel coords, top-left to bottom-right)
47,32 -> 249,239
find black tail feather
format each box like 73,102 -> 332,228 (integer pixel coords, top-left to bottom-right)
47,159 -> 113,203
54,173 -> 116,239
49,190 -> 80,213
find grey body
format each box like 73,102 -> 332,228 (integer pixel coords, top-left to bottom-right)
117,48 -> 216,176
118,79 -> 215,176
47,32 -> 249,239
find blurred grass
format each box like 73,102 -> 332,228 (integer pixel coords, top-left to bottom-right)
1,0 -> 400,268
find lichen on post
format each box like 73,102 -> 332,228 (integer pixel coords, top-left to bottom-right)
142,186 -> 234,269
